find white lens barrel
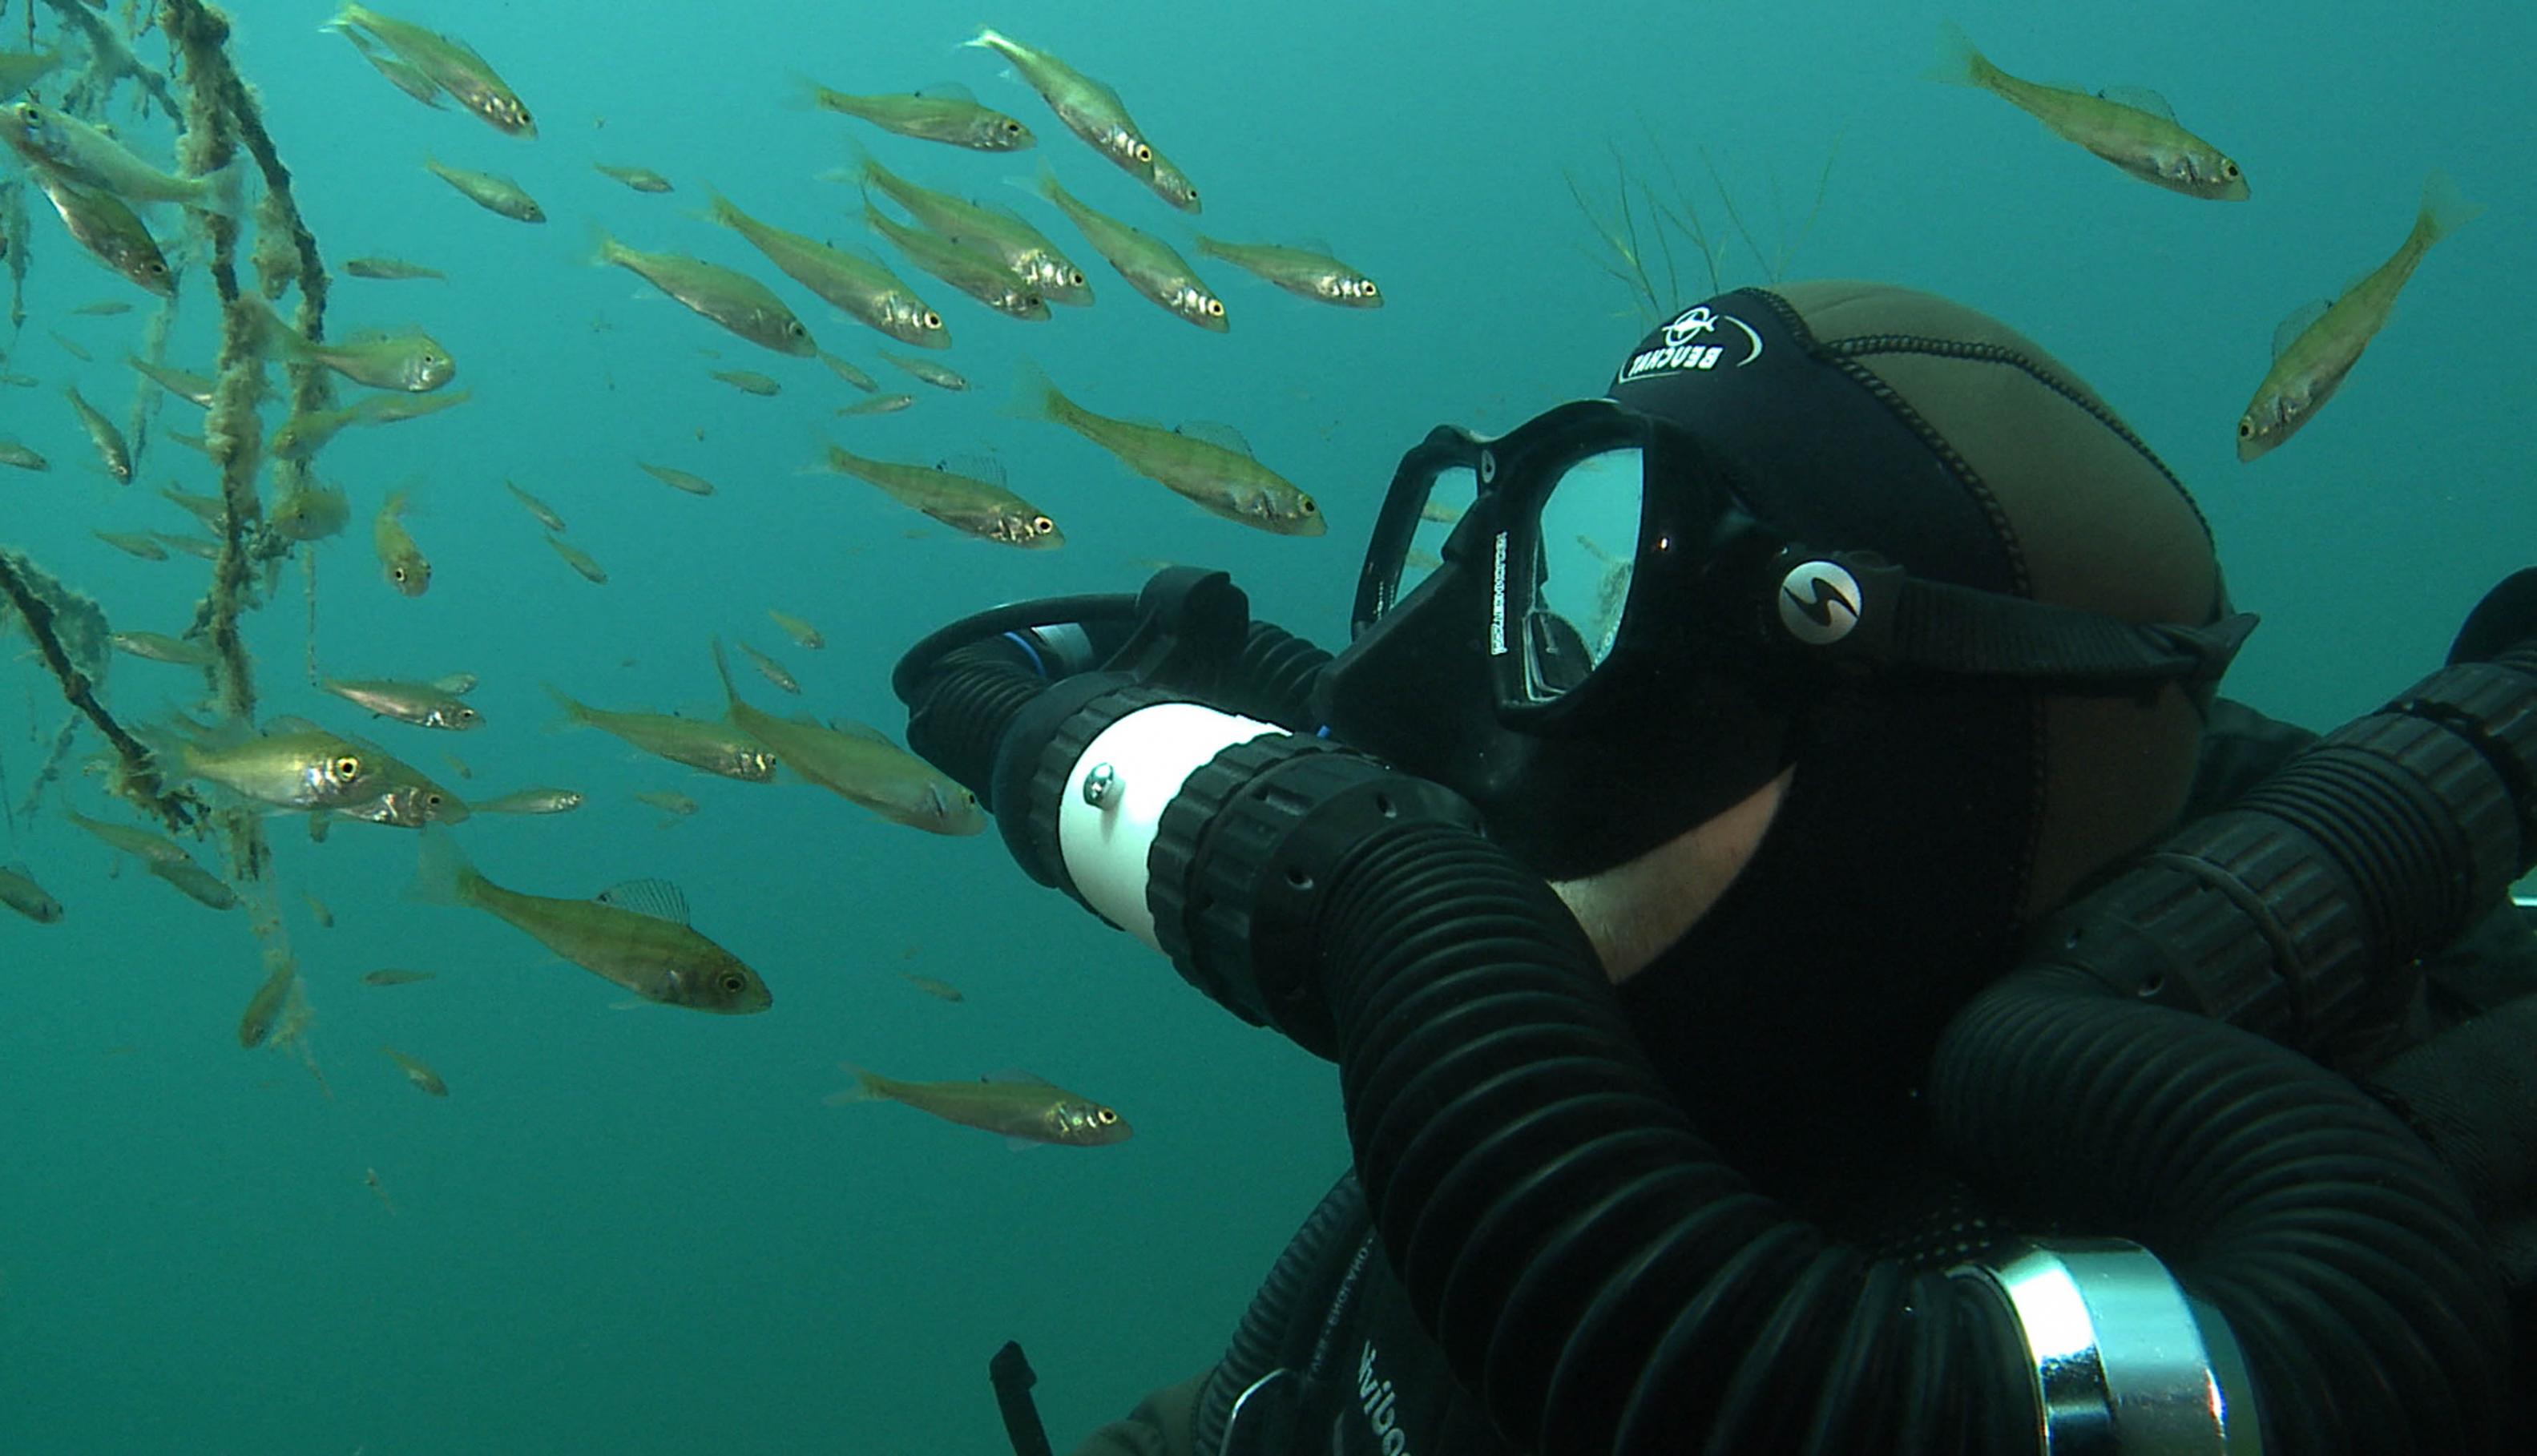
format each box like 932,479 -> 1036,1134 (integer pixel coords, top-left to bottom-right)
1056,704 -> 1289,949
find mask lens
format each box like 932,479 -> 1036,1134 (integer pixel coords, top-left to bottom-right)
1522,447 -> 1644,700
1396,464 -> 1478,605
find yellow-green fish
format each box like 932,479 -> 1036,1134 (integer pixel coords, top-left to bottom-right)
638,462 -> 716,496
736,642 -> 799,695
836,393 -> 915,417
237,961 -> 296,1049
710,639 -> 986,835
159,486 -> 229,528
821,442 -> 1061,549
326,4 -> 534,137
1014,362 -> 1321,534
1033,172 -> 1223,330
900,973 -> 963,1002
271,479 -> 352,542
817,351 -> 881,392
861,199 -> 1047,321
0,438 -> 49,471
335,23 -> 445,111
381,1043 -> 449,1096
506,479 -> 567,531
74,300 -> 135,317
1929,22 -> 2248,200
1194,236 -> 1381,308
474,787 -> 585,815
411,827 -> 772,1014
696,192 -> 938,349
877,349 -> 968,392
270,389 -> 472,461
112,631 -> 218,666
0,865 -> 63,923
147,856 -> 239,910
0,99 -> 243,216
321,676 -> 483,731
801,79 -> 1035,151
374,489 -> 430,595
590,220 -> 815,356
163,720 -> 468,826
249,297 -> 455,392
28,164 -> 174,295
1,50 -> 61,99
962,29 -> 1193,212
304,889 -> 337,928
59,801 -> 192,864
155,532 -> 224,561
64,385 -> 132,482
545,534 -> 607,584
850,149 -> 1091,307
635,789 -> 700,818
767,610 -> 824,650
595,162 -> 672,193
424,156 -> 544,222
362,968 -> 438,986
546,685 -> 776,781
343,256 -> 445,281
94,530 -> 165,559
827,1065 -> 1129,1146
127,354 -> 219,406
710,368 -> 780,397
48,329 -> 94,363
2237,171 -> 2481,462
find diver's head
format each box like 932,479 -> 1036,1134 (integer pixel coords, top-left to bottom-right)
1317,281 -> 2238,995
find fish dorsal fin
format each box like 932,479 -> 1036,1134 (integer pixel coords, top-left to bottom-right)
914,79 -> 978,103
985,1067 -> 1055,1087
1177,420 -> 1255,456
827,718 -> 893,744
2096,85 -> 2176,121
432,672 -> 478,696
595,877 -> 690,924
938,452 -> 1006,486
1295,233 -> 1337,255
2273,299 -> 2332,357
264,714 -> 326,736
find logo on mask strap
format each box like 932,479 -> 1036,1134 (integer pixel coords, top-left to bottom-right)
1777,562 -> 1861,645
1616,305 -> 1765,383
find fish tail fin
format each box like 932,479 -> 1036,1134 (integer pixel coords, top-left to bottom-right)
709,636 -> 745,710
541,682 -> 592,732
190,155 -> 248,220
1926,20 -> 1995,88
783,71 -> 830,112
696,184 -> 742,232
962,26 -> 1009,53
408,823 -> 484,907
581,219 -> 622,269
243,295 -> 309,361
821,1064 -> 888,1106
1006,357 -> 1067,425
1191,233 -> 1228,262
381,486 -> 412,521
2415,168 -> 2484,248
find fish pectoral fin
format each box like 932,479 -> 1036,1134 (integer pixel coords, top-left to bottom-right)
2095,84 -> 2176,121
2272,299 -> 2333,357
1175,419 -> 1255,456
1002,1136 -> 1043,1152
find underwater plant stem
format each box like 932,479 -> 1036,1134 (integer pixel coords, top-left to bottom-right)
36,0 -> 179,120
0,551 -> 192,829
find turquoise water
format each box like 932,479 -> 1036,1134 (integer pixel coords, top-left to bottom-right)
0,2 -> 2529,1451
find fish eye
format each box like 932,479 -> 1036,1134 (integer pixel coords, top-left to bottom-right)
1031,515 -> 1054,533
2236,418 -> 2255,438
333,754 -> 361,776
922,312 -> 942,329
2223,159 -> 2241,178
787,321 -> 807,337
1361,280 -> 1380,296
456,708 -> 478,724
148,261 -> 168,276
1133,143 -> 1152,163
1095,1107 -> 1118,1124
1003,120 -> 1022,134
719,972 -> 746,994
1204,299 -> 1224,317
392,566 -> 409,581
425,792 -> 445,808
1301,498 -> 1320,514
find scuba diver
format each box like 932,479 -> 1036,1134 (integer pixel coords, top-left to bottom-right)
902,282 -> 2537,1454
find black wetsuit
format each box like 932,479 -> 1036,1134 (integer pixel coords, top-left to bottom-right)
1071,699 -> 2537,1456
